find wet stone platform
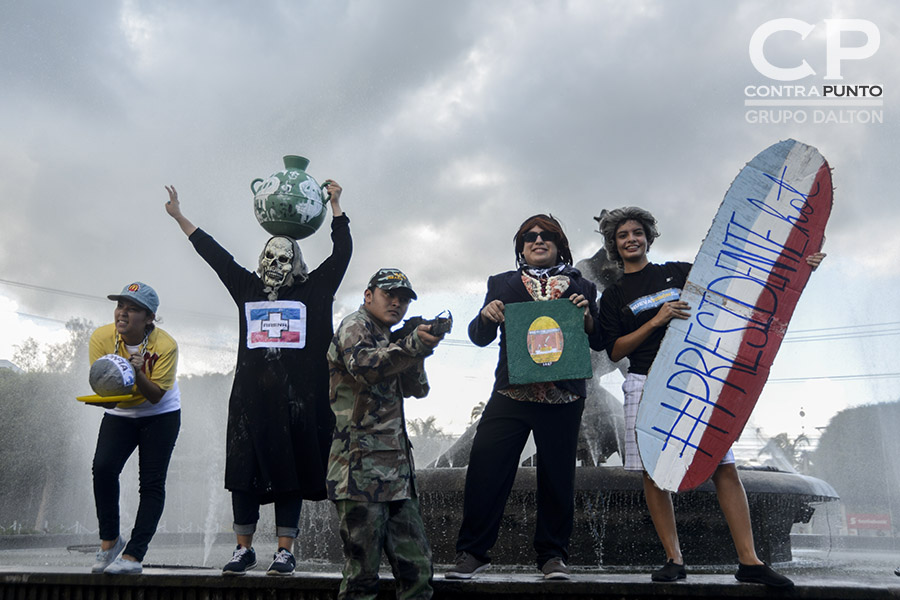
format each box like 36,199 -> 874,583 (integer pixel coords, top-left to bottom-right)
1,565 -> 899,600
2,536 -> 900,600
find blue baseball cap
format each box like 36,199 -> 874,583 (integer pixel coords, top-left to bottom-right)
108,282 -> 159,314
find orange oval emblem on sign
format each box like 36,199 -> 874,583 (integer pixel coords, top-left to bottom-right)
527,316 -> 564,365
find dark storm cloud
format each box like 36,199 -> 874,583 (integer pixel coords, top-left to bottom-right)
0,1 -> 134,114
0,0 -> 897,358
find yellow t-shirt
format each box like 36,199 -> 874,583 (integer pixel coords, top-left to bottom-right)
89,323 -> 180,417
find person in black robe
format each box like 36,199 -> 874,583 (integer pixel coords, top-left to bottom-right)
164,182 -> 351,575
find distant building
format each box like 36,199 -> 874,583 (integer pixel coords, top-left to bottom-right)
0,359 -> 22,373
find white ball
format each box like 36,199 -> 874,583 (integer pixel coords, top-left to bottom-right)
89,354 -> 136,397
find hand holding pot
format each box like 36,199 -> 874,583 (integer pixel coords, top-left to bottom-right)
322,179 -> 343,217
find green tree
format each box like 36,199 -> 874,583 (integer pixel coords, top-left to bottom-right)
0,368 -> 91,532
469,401 -> 486,424
11,318 -> 94,374
811,400 -> 900,526
408,416 -> 448,439
1,317 -> 96,531
45,318 -> 94,373
12,338 -> 44,373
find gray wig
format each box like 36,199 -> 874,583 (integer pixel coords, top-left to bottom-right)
596,207 -> 660,268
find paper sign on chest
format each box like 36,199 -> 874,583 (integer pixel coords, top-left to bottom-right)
245,300 -> 307,349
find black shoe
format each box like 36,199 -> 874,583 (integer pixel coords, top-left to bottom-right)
445,551 -> 491,579
895,566 -> 900,577
651,559 -> 686,582
266,548 -> 296,576
541,557 -> 571,580
735,562 -> 794,588
222,545 -> 257,576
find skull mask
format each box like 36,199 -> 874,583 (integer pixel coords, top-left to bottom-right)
258,237 -> 296,290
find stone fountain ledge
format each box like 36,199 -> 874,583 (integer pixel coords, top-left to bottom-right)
1,566 -> 899,600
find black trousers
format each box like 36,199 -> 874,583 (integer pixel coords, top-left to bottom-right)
231,490 -> 303,539
92,410 -> 180,562
455,392 -> 584,568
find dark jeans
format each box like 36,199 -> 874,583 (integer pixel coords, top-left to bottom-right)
455,392 -> 584,569
231,490 -> 303,539
92,410 -> 180,562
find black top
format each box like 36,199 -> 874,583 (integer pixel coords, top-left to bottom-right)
598,261 -> 691,375
189,215 -> 351,500
468,267 -> 606,398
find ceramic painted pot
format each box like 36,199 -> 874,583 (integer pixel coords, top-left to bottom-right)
251,155 -> 327,240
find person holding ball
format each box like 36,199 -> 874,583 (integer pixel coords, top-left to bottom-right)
88,282 -> 180,575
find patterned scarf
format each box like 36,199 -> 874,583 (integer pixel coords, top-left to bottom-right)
519,262 -> 572,301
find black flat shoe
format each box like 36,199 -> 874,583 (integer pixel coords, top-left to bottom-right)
735,562 -> 794,588
651,559 -> 686,582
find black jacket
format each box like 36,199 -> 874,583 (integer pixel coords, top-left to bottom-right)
468,267 -> 605,398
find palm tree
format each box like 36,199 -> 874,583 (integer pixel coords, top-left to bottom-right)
408,416 -> 448,439
758,432 -> 812,473
469,401 -> 486,424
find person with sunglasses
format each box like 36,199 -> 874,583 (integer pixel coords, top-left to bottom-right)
446,214 -> 605,581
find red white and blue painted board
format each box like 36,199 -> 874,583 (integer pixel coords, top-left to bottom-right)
636,139 -> 832,493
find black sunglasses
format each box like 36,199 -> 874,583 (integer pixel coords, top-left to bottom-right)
522,230 -> 559,244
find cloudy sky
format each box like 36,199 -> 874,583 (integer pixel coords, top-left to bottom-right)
1,0 -> 897,437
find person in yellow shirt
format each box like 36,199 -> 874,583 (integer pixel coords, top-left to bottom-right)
88,282 -> 180,575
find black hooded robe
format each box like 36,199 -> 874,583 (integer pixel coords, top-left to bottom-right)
189,215 -> 351,501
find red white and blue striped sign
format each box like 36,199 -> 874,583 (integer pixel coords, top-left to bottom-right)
245,300 -> 307,349
636,139 -> 832,492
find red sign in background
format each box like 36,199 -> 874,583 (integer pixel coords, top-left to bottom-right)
846,513 -> 892,530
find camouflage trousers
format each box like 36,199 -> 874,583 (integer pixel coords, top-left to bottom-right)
334,497 -> 433,600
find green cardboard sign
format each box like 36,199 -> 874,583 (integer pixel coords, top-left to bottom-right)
505,299 -> 593,385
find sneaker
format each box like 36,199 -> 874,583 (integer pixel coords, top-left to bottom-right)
895,566 -> 900,577
735,562 -> 794,588
445,551 -> 491,579
266,547 -> 295,576
651,559 -> 686,582
91,537 -> 127,574
222,545 -> 257,576
104,557 -> 142,575
541,557 -> 570,580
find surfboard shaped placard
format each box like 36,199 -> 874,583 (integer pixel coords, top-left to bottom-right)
636,139 -> 832,493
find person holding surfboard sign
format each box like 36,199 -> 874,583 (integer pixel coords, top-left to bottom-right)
597,206 -> 825,588
88,282 -> 181,574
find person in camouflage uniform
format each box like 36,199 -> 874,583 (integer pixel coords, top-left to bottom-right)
327,268 -> 445,600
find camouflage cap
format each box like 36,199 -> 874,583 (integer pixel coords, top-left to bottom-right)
367,268 -> 417,300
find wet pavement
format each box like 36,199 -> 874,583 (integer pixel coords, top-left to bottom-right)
1,538 -> 900,599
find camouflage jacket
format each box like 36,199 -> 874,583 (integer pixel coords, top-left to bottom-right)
326,306 -> 433,502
